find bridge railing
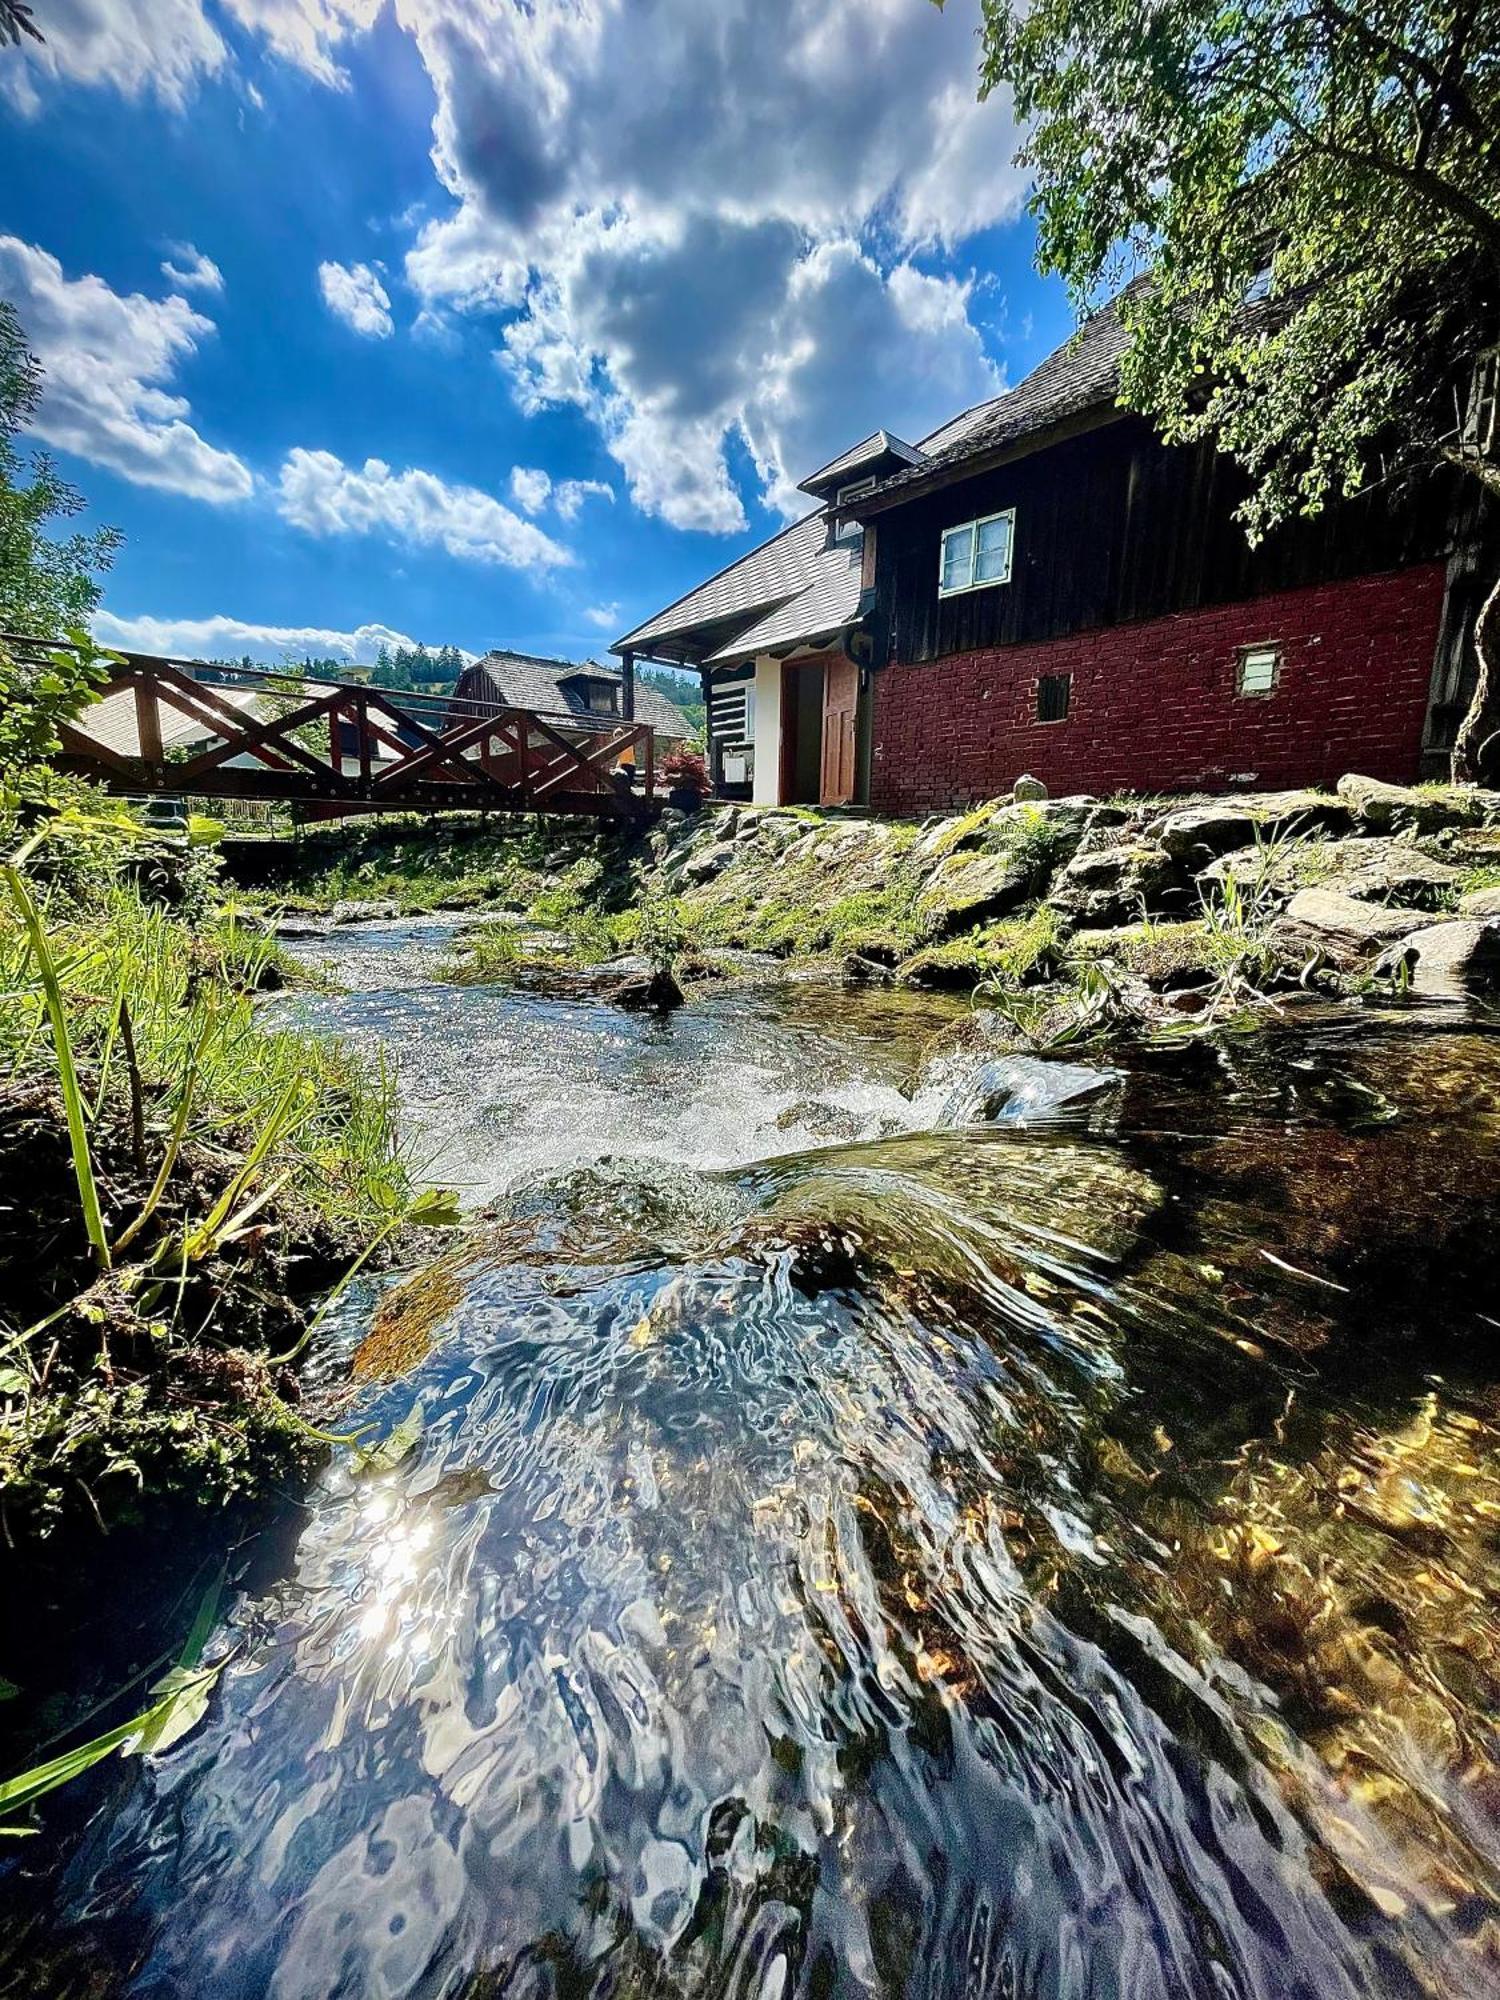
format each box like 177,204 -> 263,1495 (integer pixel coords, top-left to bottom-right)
3,634 -> 656,817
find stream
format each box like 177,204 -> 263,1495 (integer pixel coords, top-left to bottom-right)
5,917 -> 1500,1999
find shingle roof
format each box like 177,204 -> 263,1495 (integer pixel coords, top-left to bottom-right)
705,545 -> 864,661
864,288 -> 1140,507
613,510 -> 841,656
797,429 -> 926,495
463,650 -> 691,738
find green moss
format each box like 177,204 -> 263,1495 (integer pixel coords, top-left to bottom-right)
898,904 -> 1061,989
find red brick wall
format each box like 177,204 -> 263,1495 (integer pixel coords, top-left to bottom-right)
869,563 -> 1446,814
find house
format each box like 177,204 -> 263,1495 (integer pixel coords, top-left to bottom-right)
613,302 -> 1482,812
452,650 -> 693,754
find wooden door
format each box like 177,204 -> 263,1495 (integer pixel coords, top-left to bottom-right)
819,656 -> 858,806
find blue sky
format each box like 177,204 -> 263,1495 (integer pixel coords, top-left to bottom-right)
0,0 -> 1073,668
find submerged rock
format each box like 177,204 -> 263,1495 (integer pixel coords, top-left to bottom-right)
610,967 -> 686,1012
938,1054 -> 1124,1129
328,897 -> 402,925
1373,918 -> 1500,999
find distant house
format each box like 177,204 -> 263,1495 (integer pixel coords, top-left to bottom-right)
453,650 -> 693,753
614,303 -> 1481,812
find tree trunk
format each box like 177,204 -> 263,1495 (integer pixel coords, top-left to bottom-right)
1452,569 -> 1500,784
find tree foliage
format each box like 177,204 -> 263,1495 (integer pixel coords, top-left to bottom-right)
0,304 -> 121,796
976,0 -> 1500,773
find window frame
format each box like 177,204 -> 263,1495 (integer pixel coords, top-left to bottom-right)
832,475 -> 876,545
938,507 -> 1015,598
1035,672 -> 1071,724
1236,642 -> 1281,698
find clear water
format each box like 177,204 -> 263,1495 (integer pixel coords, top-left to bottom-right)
6,926 -> 1500,1999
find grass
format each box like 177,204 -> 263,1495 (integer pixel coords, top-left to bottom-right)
0,837 -> 447,1543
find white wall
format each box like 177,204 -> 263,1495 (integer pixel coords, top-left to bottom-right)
751,654 -> 782,807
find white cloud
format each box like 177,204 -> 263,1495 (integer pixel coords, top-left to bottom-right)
0,235 -> 254,503
509,465 -> 552,514
0,0 -> 227,113
6,0 -> 1025,534
318,259 -> 393,338
508,465 -> 613,520
220,0 -> 382,87
396,0 -> 1023,530
91,609 -> 435,666
275,448 -> 573,569
161,243 -> 224,294
554,477 -> 613,521
583,603 -> 619,630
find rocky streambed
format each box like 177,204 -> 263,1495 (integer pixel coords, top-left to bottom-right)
4,911 -> 1500,1998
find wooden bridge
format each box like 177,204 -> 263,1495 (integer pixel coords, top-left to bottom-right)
12,636 -> 658,819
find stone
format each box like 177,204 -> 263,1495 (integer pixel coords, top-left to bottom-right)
1372,919 -> 1500,999
1282,887 -> 1443,944
682,841 -> 737,884
1012,773 -> 1047,801
1336,774 -> 1496,833
915,851 -> 1033,935
328,898 -> 401,925
1047,843 -> 1180,926
1150,792 -> 1347,863
1459,885 -> 1500,918
610,968 -> 685,1012
1203,836 -> 1463,910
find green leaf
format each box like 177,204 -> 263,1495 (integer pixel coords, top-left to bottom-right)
0,1678 -> 19,1702
407,1187 -> 463,1228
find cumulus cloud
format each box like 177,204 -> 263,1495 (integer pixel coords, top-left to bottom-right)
395,0 -> 1021,529
8,0 -> 1025,532
91,609 -> 437,666
583,603 -> 619,630
0,235 -> 254,503
508,465 -> 613,520
275,448 -> 573,569
0,0 -> 227,112
161,243 -> 224,294
508,465 -> 552,514
318,259 -> 394,337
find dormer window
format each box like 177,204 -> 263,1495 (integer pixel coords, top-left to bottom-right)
832,475 -> 876,545
558,671 -> 619,717
939,508 -> 1014,596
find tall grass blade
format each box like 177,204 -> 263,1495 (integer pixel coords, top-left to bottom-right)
2,865 -> 110,1271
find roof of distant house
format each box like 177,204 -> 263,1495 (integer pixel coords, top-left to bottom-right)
613,291 -> 1136,667
462,649 -> 692,738
71,682 -> 268,761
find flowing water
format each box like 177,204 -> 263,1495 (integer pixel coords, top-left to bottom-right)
6,920 -> 1500,1999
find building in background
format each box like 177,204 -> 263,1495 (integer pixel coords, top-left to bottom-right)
614,302 -> 1482,812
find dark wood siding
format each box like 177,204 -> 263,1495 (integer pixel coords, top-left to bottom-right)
876,416 -> 1456,667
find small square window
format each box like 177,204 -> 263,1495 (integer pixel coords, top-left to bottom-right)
1037,673 -> 1071,723
1238,645 -> 1280,696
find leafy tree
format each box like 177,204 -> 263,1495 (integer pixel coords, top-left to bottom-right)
0,303 -> 121,791
975,0 -> 1500,777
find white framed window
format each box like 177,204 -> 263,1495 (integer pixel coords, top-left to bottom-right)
938,508 -> 1014,596
832,475 -> 876,545
1237,644 -> 1280,696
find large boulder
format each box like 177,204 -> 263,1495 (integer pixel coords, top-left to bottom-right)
1271,887 -> 1444,972
1372,919 -> 1500,999
916,851 -> 1033,935
1048,843 -> 1180,926
1203,836 -> 1463,911
682,840 -> 738,884
1336,774 -> 1500,833
1150,791 -> 1349,864
1460,885 -> 1500,918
